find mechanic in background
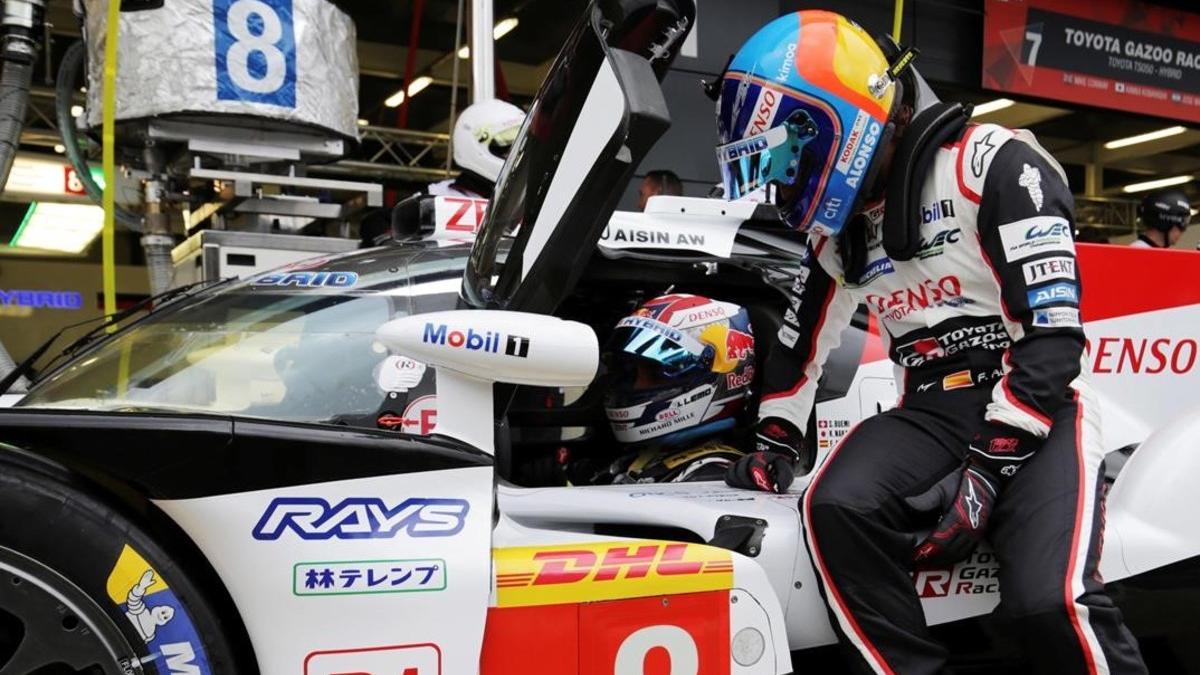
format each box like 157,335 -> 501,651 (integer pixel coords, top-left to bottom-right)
1130,189 -> 1190,248
428,99 -> 526,199
579,294 -> 756,484
637,169 -> 684,210
715,11 -> 1146,674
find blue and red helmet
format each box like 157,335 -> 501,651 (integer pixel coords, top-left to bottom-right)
604,294 -> 755,446
716,11 -> 899,236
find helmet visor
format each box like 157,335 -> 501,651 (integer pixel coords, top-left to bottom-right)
716,111 -> 818,201
607,316 -> 712,381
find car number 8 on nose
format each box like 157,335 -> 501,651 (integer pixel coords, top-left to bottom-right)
214,0 -> 297,107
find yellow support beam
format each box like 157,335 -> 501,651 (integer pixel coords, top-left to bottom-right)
101,0 -> 120,321
892,0 -> 905,41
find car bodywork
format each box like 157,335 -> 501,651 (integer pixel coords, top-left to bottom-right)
3,1 -> 1200,673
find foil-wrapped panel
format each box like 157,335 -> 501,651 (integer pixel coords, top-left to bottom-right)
83,0 -> 358,140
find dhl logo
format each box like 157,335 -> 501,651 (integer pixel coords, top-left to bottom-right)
493,541 -> 733,607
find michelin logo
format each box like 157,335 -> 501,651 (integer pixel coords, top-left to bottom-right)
253,497 -> 471,540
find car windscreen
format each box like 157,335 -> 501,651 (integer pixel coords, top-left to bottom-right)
19,248 -> 468,425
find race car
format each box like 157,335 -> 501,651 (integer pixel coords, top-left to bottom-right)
2,0 -> 1200,673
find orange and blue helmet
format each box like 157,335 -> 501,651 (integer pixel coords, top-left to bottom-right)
716,11 -> 899,236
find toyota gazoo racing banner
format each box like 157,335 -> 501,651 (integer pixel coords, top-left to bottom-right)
983,0 -> 1200,123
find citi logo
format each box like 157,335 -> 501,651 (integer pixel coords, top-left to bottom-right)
423,323 -> 530,358
921,199 -> 956,224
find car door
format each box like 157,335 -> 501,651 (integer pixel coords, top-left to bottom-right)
461,0 -> 690,317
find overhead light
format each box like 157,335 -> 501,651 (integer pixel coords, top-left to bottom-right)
493,17 -> 519,39
384,75 -> 433,108
971,98 -> 1015,117
53,144 -> 65,154
356,118 -> 369,127
457,17 -> 520,59
1104,125 -> 1187,150
8,202 -> 104,253
70,105 -> 83,118
1122,174 -> 1193,193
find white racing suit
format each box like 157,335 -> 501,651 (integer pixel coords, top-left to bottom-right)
760,123 -> 1146,674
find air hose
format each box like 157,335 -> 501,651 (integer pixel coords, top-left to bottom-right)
56,39 -> 142,230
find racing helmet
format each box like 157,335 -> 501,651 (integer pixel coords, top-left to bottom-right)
452,99 -> 526,182
1139,189 -> 1191,233
604,294 -> 755,446
715,10 -> 900,236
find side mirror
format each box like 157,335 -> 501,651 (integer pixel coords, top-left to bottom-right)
376,311 -> 599,452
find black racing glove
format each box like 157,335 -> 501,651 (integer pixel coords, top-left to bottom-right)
905,423 -> 1042,566
905,460 -> 999,566
724,417 -> 803,493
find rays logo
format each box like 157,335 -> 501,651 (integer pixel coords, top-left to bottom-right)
252,497 -> 470,540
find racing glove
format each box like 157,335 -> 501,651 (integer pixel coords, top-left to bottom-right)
905,423 -> 1041,565
724,417 -> 803,493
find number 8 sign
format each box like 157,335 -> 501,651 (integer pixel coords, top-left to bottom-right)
213,0 -> 297,108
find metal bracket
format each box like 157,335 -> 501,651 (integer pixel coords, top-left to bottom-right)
709,514 -> 768,557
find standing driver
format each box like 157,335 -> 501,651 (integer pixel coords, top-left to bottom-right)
1130,189 -> 1190,248
716,11 -> 1146,674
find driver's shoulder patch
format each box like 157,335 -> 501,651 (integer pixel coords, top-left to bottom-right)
956,124 -> 1016,204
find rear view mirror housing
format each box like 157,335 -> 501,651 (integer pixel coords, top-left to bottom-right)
376,311 -> 599,453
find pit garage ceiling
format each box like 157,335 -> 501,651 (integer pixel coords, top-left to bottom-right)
33,0 -> 1200,209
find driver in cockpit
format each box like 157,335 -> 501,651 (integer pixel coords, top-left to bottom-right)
578,293 -> 770,486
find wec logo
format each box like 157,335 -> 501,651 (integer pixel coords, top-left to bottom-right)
1026,222 -> 1071,240
252,497 -> 470,540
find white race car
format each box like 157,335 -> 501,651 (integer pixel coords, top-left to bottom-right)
1,1 -> 1199,673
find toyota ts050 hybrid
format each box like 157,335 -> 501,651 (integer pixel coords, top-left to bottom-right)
2,1 -> 1200,673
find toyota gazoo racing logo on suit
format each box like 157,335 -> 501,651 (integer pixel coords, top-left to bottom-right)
998,216 -> 1074,262
895,321 -> 1012,368
422,322 -> 530,358
252,497 -> 470,540
866,276 -> 972,322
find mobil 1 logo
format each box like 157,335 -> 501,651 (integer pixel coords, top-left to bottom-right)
214,0 -> 297,107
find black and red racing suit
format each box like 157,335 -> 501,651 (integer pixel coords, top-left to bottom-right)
761,123 -> 1145,674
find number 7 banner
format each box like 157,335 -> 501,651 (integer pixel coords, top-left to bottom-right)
982,0 -> 1200,124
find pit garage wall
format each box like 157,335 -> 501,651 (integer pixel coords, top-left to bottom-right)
619,0 -> 983,209
0,259 -> 150,362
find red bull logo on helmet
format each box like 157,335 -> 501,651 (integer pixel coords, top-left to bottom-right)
726,329 -> 754,361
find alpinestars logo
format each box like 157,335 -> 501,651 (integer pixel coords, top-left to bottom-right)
971,131 -> 998,178
964,479 -> 983,528
1018,163 -> 1044,211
